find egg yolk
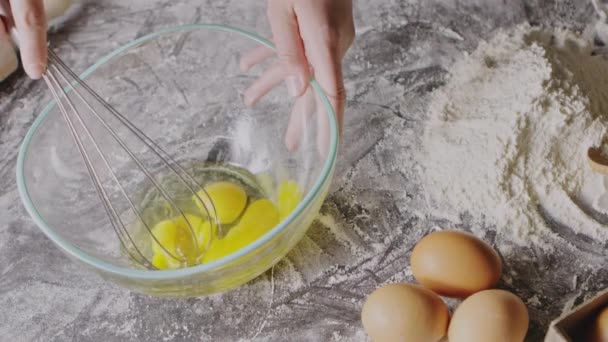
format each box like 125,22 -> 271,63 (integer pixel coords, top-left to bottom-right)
150,214 -> 214,270
151,179 -> 302,269
193,181 -> 247,224
202,199 -> 279,263
278,180 -> 302,220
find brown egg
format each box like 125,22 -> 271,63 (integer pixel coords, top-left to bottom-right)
589,305 -> 608,342
411,230 -> 502,297
448,289 -> 529,342
361,283 -> 449,342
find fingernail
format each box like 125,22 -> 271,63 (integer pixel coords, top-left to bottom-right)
286,74 -> 304,97
27,63 -> 46,79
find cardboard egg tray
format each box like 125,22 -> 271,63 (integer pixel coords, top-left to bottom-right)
545,289 -> 608,341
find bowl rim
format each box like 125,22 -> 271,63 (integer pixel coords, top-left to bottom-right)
16,24 -> 338,280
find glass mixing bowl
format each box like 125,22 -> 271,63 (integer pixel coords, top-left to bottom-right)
16,24 -> 338,297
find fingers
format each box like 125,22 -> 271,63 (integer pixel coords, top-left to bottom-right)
10,0 -> 47,79
315,97 -> 332,159
302,32 -> 345,157
284,97 -> 305,152
240,45 -> 274,72
267,0 -> 310,98
301,32 -> 345,134
297,19 -> 347,158
243,63 -> 285,107
296,2 -> 350,136
285,86 -> 315,151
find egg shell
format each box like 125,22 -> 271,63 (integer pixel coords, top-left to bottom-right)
448,289 -> 529,342
44,0 -> 73,20
0,36 -> 18,82
411,230 -> 502,297
588,305 -> 608,341
361,283 -> 449,342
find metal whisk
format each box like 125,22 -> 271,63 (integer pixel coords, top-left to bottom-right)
42,49 -> 219,270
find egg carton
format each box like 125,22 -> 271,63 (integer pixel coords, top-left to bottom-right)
0,0 -> 80,82
545,288 -> 608,341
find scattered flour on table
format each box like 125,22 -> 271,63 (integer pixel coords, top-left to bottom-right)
419,24 -> 608,249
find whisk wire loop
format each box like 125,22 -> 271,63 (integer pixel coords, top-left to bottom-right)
43,50 -> 220,269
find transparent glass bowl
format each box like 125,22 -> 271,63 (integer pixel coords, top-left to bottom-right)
16,24 -> 338,297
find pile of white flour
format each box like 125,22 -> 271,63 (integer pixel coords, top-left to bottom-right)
420,25 -> 608,249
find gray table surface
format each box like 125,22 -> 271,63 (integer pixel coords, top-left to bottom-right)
0,1 -> 604,341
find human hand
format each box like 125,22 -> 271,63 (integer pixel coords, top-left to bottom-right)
240,0 -> 354,153
0,0 -> 47,79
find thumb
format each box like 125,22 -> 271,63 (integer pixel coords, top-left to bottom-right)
267,0 -> 310,97
11,0 -> 47,79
